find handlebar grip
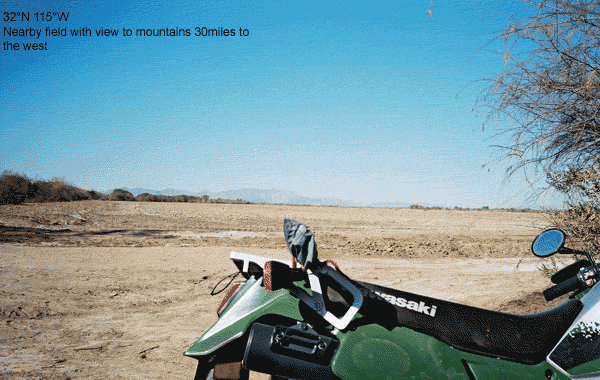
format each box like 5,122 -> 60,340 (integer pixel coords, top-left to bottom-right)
543,275 -> 582,301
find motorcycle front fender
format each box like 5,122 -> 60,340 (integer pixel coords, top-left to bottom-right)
184,276 -> 304,359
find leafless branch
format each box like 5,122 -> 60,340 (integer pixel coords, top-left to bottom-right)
477,0 -> 600,181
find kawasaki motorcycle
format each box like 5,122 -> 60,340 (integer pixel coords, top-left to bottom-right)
184,219 -> 600,379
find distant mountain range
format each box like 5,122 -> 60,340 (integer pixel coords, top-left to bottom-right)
116,187 -> 411,208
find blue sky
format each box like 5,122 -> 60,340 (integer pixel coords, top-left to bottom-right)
1,0 -> 563,208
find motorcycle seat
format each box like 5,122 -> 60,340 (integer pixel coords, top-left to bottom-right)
354,281 -> 583,364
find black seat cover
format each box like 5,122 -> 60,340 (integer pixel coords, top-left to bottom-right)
353,281 -> 583,364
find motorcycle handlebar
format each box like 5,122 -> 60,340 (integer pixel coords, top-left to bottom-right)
543,275 -> 582,301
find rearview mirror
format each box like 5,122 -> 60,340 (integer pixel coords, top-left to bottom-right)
531,228 -> 566,257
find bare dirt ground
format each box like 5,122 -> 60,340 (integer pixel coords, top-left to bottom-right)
0,201 -> 573,379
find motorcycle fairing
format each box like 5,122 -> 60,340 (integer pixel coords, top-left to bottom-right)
353,280 -> 583,365
548,284 -> 600,378
184,276 -> 304,358
331,321 -> 564,380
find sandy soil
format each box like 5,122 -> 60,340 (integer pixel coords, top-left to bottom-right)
0,201 -> 573,379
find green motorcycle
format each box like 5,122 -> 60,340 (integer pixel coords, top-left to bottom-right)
185,219 -> 600,379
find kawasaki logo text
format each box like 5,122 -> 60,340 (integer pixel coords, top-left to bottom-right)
361,288 -> 438,317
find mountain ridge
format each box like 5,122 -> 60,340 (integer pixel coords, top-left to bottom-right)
117,187 -> 410,208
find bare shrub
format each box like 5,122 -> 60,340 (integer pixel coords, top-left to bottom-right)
89,190 -> 107,200
548,159 -> 600,258
478,1 -> 600,177
27,178 -> 92,202
134,192 -> 248,204
48,178 -> 91,202
108,189 -> 135,201
136,193 -> 157,202
28,180 -> 52,202
0,171 -> 31,205
478,2 -> 600,248
550,205 -> 600,254
137,193 -> 176,202
0,172 -> 98,204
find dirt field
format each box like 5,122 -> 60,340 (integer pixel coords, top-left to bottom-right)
0,201 -> 572,379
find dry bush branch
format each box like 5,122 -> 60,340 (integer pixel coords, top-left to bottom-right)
478,1 -> 600,176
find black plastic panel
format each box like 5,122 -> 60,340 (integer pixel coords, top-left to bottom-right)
550,322 -> 600,371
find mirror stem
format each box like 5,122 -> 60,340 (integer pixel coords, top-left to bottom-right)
562,247 -> 596,266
